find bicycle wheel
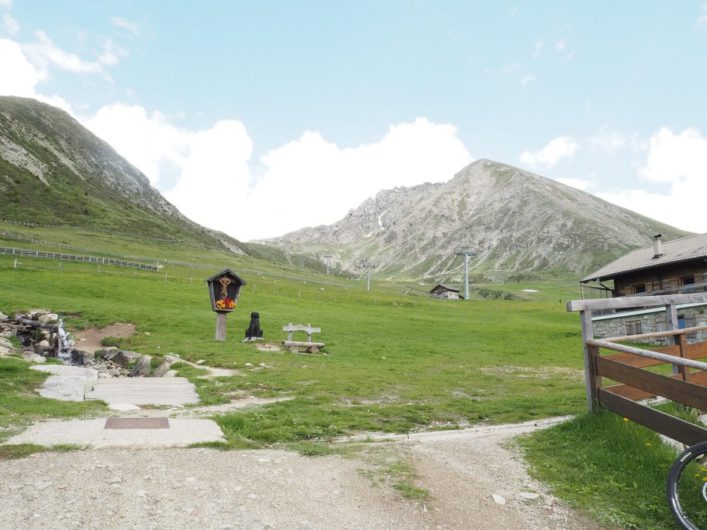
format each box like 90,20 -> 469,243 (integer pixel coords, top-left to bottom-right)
667,441 -> 707,530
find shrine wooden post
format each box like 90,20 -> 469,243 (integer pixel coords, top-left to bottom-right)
205,269 -> 246,341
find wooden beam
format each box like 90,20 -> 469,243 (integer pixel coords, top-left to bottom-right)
606,370 -> 707,401
598,389 -> 707,446
588,339 -> 707,371
596,357 -> 707,411
567,293 -> 707,312
605,342 -> 707,368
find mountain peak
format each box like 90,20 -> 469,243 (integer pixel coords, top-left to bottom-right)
265,160 -> 691,280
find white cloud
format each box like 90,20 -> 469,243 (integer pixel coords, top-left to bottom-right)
599,127 -> 707,233
640,127 -> 707,184
557,178 -> 591,191
520,74 -> 535,86
554,39 -> 566,53
561,50 -> 576,63
164,121 -> 253,231
0,0 -> 11,8
245,119 -> 473,239
0,38 -> 40,95
98,39 -> 127,66
520,136 -> 578,168
589,129 -> 628,153
3,13 -> 19,35
0,38 -> 73,112
82,103 -> 190,187
110,17 -> 140,36
698,3 -> 707,28
22,31 -> 105,80
82,108 -> 473,240
0,33 -> 473,241
533,40 -> 544,59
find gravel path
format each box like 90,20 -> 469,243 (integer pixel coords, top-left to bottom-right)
0,420 -> 607,530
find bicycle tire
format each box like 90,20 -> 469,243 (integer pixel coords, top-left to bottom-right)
667,441 -> 707,530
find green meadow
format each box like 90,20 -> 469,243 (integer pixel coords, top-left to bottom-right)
0,224 -> 687,527
0,241 -> 586,439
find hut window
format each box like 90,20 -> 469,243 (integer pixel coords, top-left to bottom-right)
681,275 -> 696,293
625,320 -> 642,335
633,283 -> 646,294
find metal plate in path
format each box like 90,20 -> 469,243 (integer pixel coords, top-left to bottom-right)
104,418 -> 170,430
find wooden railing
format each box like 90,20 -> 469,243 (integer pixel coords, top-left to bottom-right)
567,293 -> 707,445
0,246 -> 160,270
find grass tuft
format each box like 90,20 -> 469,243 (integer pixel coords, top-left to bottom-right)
519,409 -> 683,529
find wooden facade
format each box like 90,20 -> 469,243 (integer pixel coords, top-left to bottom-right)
581,234 -> 707,297
581,234 -> 707,343
613,260 -> 707,297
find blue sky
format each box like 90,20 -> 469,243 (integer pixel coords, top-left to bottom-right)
1,1 -> 707,240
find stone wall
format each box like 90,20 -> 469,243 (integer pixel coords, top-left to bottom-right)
592,303 -> 707,345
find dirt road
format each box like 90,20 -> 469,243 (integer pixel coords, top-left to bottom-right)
0,419 -> 605,530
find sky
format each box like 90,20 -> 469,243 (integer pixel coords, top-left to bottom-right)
1,1 -> 707,241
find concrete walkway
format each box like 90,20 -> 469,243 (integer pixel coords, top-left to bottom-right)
85,377 -> 199,406
31,365 -> 200,407
31,365 -> 98,401
17,365 -> 224,448
5,418 -> 224,448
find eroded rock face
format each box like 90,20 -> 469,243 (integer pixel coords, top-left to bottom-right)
262,159 -> 690,280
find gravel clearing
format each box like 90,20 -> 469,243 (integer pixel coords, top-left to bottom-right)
0,420 -> 607,529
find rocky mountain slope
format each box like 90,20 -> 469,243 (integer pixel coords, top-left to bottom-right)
264,159 -> 691,280
0,96 -> 245,252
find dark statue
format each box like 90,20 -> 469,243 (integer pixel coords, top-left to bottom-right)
245,311 -> 263,340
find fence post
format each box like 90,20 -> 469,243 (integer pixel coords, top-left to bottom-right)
580,309 -> 600,411
666,303 -> 687,379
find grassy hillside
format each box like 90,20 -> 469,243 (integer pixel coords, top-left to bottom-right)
0,97 -> 249,254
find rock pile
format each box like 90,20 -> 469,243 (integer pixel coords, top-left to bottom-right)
0,309 -> 73,361
85,348 -> 175,378
0,309 -> 175,378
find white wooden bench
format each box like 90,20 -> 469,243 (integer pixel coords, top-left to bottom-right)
282,323 -> 325,353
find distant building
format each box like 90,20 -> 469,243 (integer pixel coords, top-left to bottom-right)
430,284 -> 462,300
581,233 -> 707,342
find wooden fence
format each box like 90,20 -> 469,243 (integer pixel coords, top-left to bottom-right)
0,246 -> 160,271
567,293 -> 707,445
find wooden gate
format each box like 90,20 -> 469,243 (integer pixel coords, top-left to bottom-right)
567,293 -> 707,445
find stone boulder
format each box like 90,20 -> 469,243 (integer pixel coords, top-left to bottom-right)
129,355 -> 152,377
34,340 -> 50,354
71,349 -> 94,366
152,355 -> 176,377
22,351 -> 46,363
100,349 -> 141,368
0,337 -> 13,355
38,313 -> 59,325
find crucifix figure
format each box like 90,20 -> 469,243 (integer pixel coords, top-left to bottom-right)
218,276 -> 232,298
